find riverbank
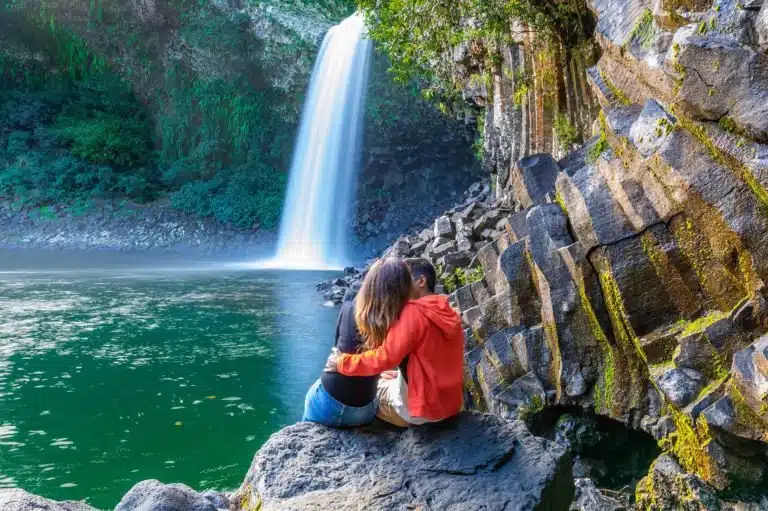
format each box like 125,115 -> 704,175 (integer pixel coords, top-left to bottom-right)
0,200 -> 276,257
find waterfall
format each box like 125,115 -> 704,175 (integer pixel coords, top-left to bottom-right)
269,13 -> 372,270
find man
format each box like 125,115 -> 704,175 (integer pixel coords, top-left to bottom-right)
327,258 -> 464,427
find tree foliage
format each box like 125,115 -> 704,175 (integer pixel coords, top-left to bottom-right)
357,0 -> 593,91
0,0 -> 354,230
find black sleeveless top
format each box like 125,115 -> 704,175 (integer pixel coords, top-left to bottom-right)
320,301 -> 379,407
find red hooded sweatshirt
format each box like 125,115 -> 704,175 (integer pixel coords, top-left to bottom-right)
337,295 -> 464,421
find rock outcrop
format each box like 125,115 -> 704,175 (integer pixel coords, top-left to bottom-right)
116,480 -> 230,511
231,412 -> 574,511
0,488 -> 96,511
3,413 -> 576,511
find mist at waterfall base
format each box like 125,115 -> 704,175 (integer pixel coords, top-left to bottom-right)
256,13 -> 372,271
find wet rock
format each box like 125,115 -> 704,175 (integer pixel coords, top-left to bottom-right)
654,367 -> 705,408
116,480 -> 220,511
323,285 -> 346,304
232,413 -> 574,511
0,489 -> 96,511
569,478 -> 624,511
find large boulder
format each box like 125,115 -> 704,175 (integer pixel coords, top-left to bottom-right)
232,412 -> 575,511
0,489 -> 96,511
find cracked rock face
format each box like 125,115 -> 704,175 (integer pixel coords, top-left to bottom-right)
231,412 -> 574,511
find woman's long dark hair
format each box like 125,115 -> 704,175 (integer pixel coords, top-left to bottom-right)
354,258 -> 412,350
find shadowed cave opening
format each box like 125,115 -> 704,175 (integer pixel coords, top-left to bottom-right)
527,406 -> 661,502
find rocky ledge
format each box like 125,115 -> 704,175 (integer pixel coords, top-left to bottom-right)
1,412 -> 578,511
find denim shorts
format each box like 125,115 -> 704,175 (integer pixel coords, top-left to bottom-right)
302,379 -> 377,427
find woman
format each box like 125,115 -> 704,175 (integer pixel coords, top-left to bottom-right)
301,272 -> 404,426
325,258 -> 464,427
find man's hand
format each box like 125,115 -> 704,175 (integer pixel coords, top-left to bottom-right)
381,370 -> 398,380
323,347 -> 341,373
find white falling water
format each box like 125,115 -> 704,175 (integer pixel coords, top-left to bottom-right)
269,13 -> 372,270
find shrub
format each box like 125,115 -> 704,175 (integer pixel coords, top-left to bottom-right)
443,266 -> 485,294
53,110 -> 152,168
554,112 -> 581,151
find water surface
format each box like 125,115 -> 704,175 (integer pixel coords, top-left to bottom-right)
0,251 -> 339,508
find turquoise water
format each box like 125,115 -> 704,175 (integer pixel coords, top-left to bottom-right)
0,253 -> 339,508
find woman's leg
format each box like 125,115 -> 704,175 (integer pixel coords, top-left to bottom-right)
302,379 -> 343,426
375,378 -> 409,428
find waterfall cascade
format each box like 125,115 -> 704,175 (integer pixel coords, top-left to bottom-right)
267,13 -> 372,270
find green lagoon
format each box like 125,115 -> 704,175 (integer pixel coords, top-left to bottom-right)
0,251 -> 339,508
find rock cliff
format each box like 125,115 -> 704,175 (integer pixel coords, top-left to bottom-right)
350,0 -> 768,507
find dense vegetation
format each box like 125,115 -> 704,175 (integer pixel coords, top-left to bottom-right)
0,0 -> 355,229
358,0 -> 594,97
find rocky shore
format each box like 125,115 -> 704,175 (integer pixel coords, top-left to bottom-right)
1,413 -> 583,511
0,200 -> 275,256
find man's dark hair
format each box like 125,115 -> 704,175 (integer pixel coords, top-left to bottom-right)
405,258 -> 437,293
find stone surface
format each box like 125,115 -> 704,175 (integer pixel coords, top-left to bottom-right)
759,1 -> 768,50
628,100 -> 677,158
635,454 -> 724,511
434,215 -> 456,239
115,480 -> 223,511
232,413 -> 574,511
0,489 -> 96,511
674,332 -> 721,379
510,153 -> 561,208
654,367 -> 705,408
569,478 -> 624,511
673,26 -> 768,142
731,334 -> 768,424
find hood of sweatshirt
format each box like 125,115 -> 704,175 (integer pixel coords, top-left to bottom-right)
410,294 -> 462,337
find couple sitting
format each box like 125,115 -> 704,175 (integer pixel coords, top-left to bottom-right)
302,258 -> 465,427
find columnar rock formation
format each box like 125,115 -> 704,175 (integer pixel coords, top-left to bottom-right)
452,22 -> 602,204
362,0 -> 768,507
